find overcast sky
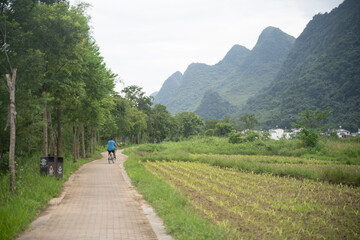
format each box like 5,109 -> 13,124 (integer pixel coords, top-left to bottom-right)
70,0 -> 343,96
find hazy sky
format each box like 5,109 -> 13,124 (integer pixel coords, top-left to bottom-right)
70,0 -> 343,96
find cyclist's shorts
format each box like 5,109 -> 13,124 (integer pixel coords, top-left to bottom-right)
108,150 -> 115,154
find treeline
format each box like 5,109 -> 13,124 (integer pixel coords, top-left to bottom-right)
0,1 -> 120,190
0,1 -> 209,185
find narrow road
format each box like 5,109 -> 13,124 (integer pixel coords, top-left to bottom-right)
18,150 -> 172,240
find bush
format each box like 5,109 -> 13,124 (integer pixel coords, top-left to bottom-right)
228,131 -> 244,144
298,128 -> 319,148
244,130 -> 260,142
205,129 -> 215,136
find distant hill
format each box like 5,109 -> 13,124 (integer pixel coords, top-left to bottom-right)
242,0 -> 360,131
153,27 -> 295,116
150,91 -> 159,98
195,91 -> 236,121
152,71 -> 182,105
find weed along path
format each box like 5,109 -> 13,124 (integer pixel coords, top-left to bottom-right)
17,150 -> 172,240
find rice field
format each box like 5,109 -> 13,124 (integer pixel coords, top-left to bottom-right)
145,161 -> 360,239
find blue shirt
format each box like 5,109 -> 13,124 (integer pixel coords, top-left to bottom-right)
107,140 -> 116,151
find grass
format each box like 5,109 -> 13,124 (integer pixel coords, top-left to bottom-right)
133,137 -> 360,186
123,136 -> 360,239
0,149 -> 102,240
123,149 -> 230,239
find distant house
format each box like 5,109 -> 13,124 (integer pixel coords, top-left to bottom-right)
336,128 -> 351,138
268,128 -> 300,140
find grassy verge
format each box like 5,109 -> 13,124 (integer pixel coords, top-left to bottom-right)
0,150 -> 102,240
123,149 -> 231,240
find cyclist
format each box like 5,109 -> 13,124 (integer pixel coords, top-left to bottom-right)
107,137 -> 117,160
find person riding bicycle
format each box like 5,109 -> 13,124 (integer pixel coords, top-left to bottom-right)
107,137 -> 117,160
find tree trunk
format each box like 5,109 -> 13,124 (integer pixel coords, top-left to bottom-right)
76,125 -> 80,159
56,103 -> 62,157
48,110 -> 56,155
81,122 -> 86,158
92,130 -> 96,153
73,123 -> 77,162
89,127 -> 92,154
43,84 -> 48,156
97,131 -> 100,146
5,69 -> 17,193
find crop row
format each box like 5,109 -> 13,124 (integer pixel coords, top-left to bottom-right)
188,154 -> 360,185
145,161 -> 360,239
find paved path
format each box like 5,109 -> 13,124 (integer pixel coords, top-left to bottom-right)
18,150 -> 172,240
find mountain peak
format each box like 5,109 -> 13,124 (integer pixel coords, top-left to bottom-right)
218,44 -> 250,65
253,26 -> 295,51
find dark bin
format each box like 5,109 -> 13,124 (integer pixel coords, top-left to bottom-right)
48,155 -> 56,177
40,157 -> 48,175
57,157 -> 63,179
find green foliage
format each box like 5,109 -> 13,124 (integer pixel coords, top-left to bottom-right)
243,0 -> 360,131
239,113 -> 259,130
173,112 -> 204,138
214,122 -> 234,137
194,90 -> 236,121
244,130 -> 260,142
205,118 -> 220,130
292,108 -> 332,130
149,104 -> 172,142
297,128 -> 319,148
205,129 -> 215,136
228,131 -> 244,144
122,85 -> 153,114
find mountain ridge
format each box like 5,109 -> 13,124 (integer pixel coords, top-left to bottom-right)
154,26 -> 295,117
242,0 -> 360,131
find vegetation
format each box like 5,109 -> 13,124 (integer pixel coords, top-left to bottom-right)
195,90 -> 236,121
124,136 -> 360,239
243,0 -> 360,131
123,149 -> 230,240
131,137 -> 360,185
145,161 -> 360,239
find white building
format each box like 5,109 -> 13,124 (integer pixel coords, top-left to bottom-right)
337,128 -> 351,138
269,128 -> 300,140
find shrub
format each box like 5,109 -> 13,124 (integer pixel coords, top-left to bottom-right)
244,130 -> 260,142
298,128 -> 319,148
228,131 -> 244,144
205,129 -> 215,136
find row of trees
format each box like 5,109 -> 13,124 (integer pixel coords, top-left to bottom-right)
0,0 -> 117,192
0,1 -> 223,193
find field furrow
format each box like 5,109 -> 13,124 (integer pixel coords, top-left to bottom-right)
145,161 -> 360,239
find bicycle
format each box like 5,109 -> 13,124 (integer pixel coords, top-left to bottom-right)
108,151 -> 115,164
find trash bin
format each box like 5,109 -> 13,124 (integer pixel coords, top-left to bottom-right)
40,157 -> 48,175
57,157 -> 63,179
48,155 -> 56,177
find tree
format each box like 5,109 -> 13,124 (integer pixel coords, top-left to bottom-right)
239,113 -> 259,130
292,108 -> 332,148
149,104 -> 172,142
121,85 -> 153,114
173,112 -> 204,138
205,118 -> 220,130
214,122 -> 234,137
291,108 -> 332,131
